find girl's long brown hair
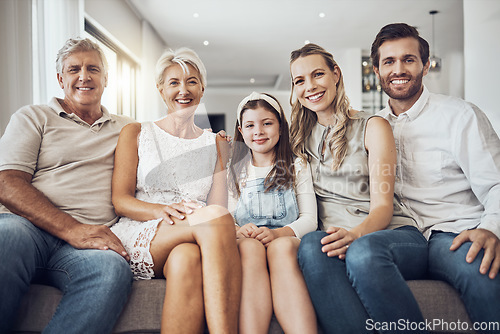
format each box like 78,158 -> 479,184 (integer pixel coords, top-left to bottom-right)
229,94 -> 295,196
289,43 -> 354,170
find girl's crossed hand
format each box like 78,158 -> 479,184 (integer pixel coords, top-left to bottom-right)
236,223 -> 259,239
236,224 -> 277,247
251,226 -> 277,247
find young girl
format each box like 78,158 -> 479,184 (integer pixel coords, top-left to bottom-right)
228,92 -> 318,334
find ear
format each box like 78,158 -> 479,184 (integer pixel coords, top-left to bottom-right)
238,125 -> 243,135
373,65 -> 381,80
157,83 -> 163,96
333,66 -> 341,85
423,60 -> 430,77
57,73 -> 64,89
104,73 -> 108,88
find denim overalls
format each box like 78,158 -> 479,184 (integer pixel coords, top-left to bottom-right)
234,177 -> 299,229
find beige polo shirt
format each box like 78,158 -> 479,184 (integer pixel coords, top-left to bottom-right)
0,98 -> 133,226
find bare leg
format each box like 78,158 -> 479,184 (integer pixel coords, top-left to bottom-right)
150,205 -> 241,334
267,237 -> 317,334
190,205 -> 241,333
161,243 -> 204,334
238,238 -> 273,334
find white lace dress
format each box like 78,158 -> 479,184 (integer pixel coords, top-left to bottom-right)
111,122 -> 218,279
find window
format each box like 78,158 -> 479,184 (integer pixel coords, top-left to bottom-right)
361,56 -> 386,113
84,18 -> 138,118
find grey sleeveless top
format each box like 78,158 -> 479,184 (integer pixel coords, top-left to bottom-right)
306,111 -> 417,231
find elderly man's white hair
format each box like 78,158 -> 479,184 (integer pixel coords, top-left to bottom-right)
56,37 -> 108,75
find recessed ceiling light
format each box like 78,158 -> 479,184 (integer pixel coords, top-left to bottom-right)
319,12 -> 326,18
304,40 -> 310,44
193,13 -> 199,18
250,78 -> 255,84
203,40 -> 209,46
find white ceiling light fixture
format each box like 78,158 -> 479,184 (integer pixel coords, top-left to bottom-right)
193,13 -> 199,18
429,10 -> 441,72
319,12 -> 326,18
203,40 -> 209,46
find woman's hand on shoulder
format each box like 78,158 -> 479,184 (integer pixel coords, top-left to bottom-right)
215,129 -> 232,143
119,121 -> 141,139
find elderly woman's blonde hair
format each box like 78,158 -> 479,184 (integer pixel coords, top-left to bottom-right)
155,47 -> 207,89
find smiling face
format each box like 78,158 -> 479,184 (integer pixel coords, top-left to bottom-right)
374,37 -> 430,113
57,51 -> 107,112
290,54 -> 340,115
157,63 -> 204,115
238,106 -> 281,166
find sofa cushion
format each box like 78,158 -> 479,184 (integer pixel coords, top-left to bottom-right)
13,279 -> 474,333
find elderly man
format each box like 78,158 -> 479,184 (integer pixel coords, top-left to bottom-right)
0,38 -> 133,333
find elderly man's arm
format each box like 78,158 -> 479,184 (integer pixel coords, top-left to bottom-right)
0,169 -> 129,260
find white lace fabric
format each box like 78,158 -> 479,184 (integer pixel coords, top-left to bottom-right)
111,122 -> 217,279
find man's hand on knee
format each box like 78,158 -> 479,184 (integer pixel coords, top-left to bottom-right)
66,224 -> 130,261
450,228 -> 500,279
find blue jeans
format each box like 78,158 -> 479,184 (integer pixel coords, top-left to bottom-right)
298,231 -> 372,334
0,213 -> 133,333
345,226 -> 429,334
429,231 -> 500,334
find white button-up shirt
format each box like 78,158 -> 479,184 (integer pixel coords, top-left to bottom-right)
378,86 -> 500,238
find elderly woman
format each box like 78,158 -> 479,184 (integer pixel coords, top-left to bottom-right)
110,48 -> 241,333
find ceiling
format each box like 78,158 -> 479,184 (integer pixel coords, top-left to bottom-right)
128,0 -> 464,91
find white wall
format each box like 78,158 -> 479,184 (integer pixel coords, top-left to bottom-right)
4,1 -> 499,135
336,48 -> 363,111
0,0 -> 85,135
203,89 -> 291,136
463,0 -> 500,134
203,48 -> 363,136
34,0 -> 83,103
85,0 -> 142,58
0,0 -> 33,135
0,0 -> 167,136
85,0 -> 166,122
138,21 -> 167,122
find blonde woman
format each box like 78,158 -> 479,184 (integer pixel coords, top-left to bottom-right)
289,43 -> 420,333
111,47 -> 241,334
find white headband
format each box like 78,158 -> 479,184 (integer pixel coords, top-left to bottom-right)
236,92 -> 282,124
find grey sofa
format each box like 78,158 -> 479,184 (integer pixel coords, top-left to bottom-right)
13,279 -> 474,334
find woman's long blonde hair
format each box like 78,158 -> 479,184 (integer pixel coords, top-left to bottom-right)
289,43 -> 353,170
